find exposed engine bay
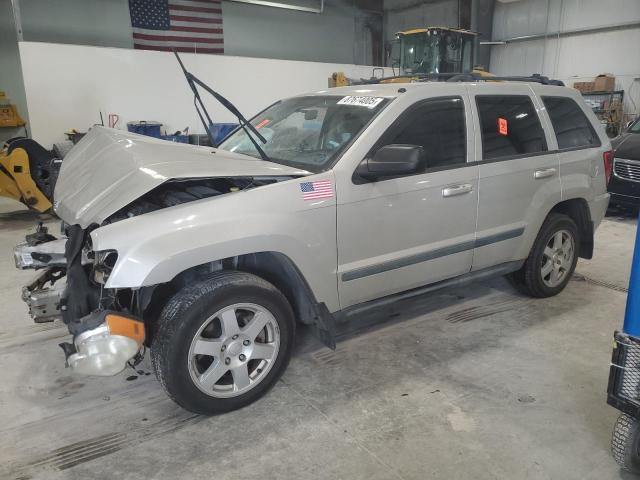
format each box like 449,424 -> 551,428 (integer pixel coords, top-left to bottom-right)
105,176 -> 286,223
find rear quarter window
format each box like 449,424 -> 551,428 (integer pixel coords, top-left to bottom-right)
542,96 -> 601,149
476,95 -> 548,161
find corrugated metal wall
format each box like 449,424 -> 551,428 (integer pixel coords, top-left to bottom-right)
490,0 -> 640,118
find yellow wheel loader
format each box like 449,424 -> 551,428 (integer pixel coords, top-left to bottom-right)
0,137 -> 65,212
329,27 -> 492,87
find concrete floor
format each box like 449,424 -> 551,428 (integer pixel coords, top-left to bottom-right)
0,206 -> 637,480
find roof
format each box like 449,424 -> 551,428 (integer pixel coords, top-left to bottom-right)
311,80 -> 568,99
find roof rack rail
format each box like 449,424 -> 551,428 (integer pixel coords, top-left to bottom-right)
354,72 -> 564,86
444,73 -> 565,86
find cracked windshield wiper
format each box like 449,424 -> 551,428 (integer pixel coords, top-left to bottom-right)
173,51 -> 271,162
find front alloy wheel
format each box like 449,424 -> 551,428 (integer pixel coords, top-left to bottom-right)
188,303 -> 281,398
151,272 -> 295,415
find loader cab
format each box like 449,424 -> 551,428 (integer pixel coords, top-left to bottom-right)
397,27 -> 476,76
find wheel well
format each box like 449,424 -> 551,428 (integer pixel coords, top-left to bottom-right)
549,198 -> 594,259
140,252 -> 328,334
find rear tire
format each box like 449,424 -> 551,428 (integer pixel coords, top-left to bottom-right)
509,213 -> 579,298
151,271 -> 295,415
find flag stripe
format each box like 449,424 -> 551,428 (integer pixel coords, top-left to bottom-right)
169,7 -> 221,18
134,44 -> 224,54
134,40 -> 223,48
133,27 -> 223,38
170,19 -> 222,28
169,4 -> 222,14
170,25 -> 223,33
171,0 -> 221,4
170,14 -> 222,23
133,32 -> 223,43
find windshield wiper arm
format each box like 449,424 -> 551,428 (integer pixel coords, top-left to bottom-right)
173,51 -> 271,162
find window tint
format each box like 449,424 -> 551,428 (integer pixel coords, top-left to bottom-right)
384,97 -> 466,169
476,95 -> 547,160
542,97 -> 601,149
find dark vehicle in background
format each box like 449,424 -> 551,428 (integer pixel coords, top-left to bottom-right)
609,117 -> 640,208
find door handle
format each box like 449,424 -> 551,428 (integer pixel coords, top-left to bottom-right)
442,183 -> 473,197
534,168 -> 556,179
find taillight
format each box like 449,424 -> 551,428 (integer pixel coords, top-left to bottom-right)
603,150 -> 613,184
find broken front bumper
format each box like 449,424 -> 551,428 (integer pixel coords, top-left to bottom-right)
22,268 -> 65,323
16,228 -> 145,376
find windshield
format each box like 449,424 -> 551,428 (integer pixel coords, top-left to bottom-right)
219,95 -> 389,172
401,33 -> 438,75
401,31 -> 474,75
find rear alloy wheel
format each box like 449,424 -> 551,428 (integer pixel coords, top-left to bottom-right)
510,213 -> 579,298
151,272 -> 295,415
540,229 -> 575,288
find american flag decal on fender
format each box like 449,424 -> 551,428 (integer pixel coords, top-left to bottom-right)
300,180 -> 333,201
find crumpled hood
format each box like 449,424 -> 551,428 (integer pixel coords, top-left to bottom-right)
54,127 -> 311,228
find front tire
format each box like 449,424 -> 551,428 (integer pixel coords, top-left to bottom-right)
510,213 -> 579,298
151,272 -> 295,415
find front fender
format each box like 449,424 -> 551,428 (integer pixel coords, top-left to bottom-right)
90,177 -> 339,312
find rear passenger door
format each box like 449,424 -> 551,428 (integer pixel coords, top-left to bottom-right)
468,84 -> 561,271
540,95 -> 603,205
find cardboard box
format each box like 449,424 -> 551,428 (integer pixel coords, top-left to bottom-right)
573,81 -> 595,93
593,73 -> 615,92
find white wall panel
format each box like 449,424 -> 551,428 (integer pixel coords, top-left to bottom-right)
493,0 -> 640,40
19,42 -> 391,147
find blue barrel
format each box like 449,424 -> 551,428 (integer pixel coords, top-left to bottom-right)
623,212 -> 640,337
127,121 -> 162,138
209,123 -> 238,144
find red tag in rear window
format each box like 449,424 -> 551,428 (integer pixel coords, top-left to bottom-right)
498,117 -> 508,136
255,119 -> 270,129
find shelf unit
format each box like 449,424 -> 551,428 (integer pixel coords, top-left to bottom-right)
581,90 -> 625,137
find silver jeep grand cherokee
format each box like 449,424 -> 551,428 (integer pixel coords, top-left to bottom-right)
15,80 -> 611,414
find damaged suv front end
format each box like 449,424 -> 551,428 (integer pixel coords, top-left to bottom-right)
15,125 -> 312,377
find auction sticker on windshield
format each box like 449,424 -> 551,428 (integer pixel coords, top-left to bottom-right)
337,96 -> 384,109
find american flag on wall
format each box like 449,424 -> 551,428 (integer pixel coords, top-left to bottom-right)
128,0 -> 224,54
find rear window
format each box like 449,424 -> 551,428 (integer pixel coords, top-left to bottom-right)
476,95 -> 547,161
542,96 -> 601,149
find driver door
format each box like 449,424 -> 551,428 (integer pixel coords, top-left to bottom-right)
336,94 -> 479,308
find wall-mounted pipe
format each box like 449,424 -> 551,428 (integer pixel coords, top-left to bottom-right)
226,0 -> 324,13
496,20 -> 640,43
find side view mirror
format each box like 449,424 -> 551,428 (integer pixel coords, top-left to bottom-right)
356,144 -> 426,181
